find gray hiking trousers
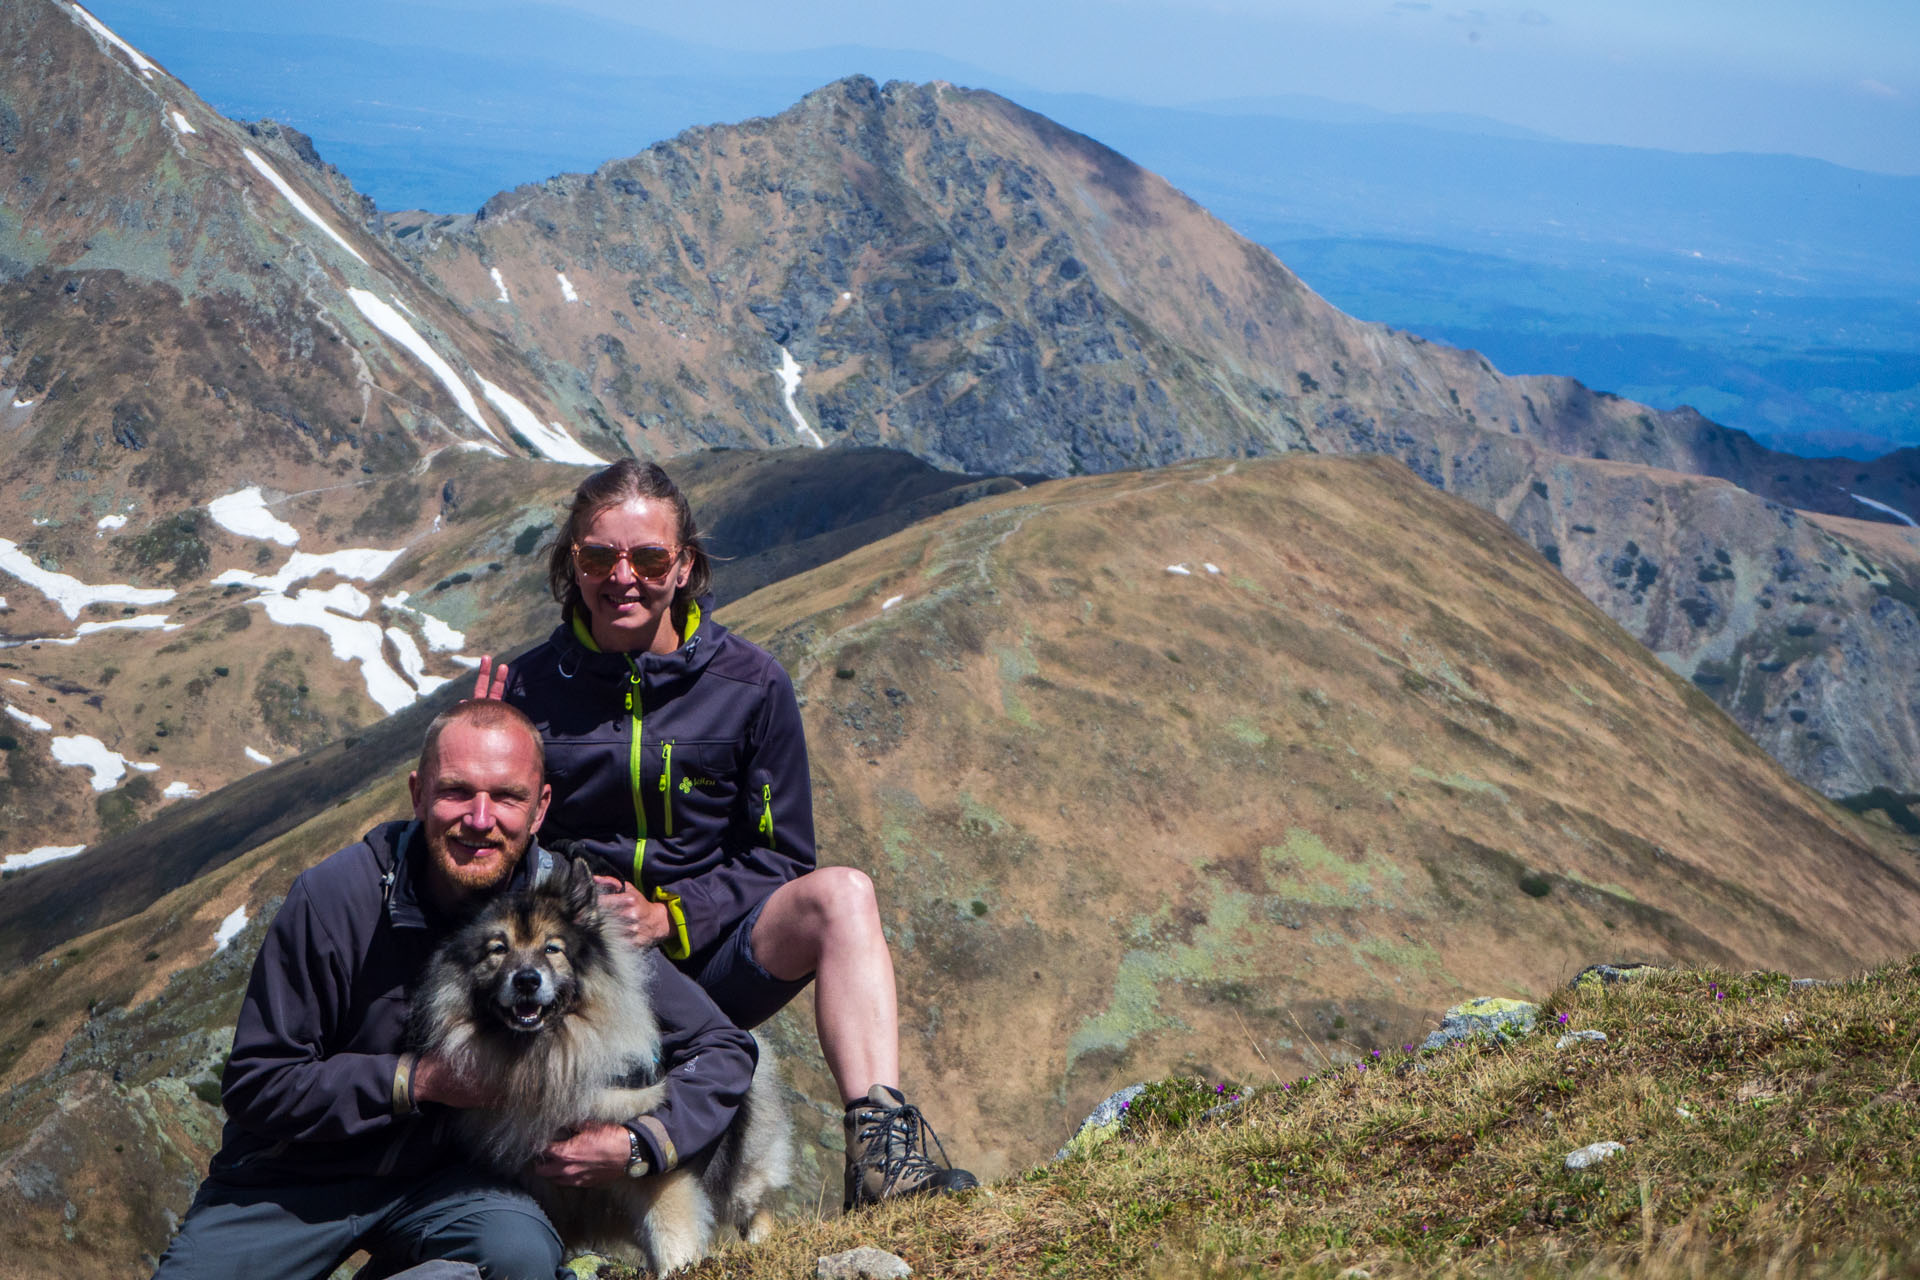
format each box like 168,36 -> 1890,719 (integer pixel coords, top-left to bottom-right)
149,1165 -> 563,1280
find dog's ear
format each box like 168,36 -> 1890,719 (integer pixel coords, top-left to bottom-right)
560,854 -> 597,920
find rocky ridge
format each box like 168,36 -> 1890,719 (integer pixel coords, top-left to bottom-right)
390,76 -> 1920,798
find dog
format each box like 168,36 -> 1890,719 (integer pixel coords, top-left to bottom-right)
408,855 -> 792,1272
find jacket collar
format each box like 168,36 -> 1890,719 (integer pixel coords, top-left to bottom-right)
381,820 -> 554,931
555,594 -> 722,685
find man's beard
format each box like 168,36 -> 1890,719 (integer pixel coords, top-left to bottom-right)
425,828 -> 527,898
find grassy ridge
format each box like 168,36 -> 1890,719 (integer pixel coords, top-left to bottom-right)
681,958 -> 1920,1278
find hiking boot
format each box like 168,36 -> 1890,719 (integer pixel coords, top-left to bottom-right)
843,1084 -> 979,1211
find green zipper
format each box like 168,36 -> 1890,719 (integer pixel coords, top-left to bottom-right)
758,781 -> 775,849
623,659 -> 646,883
658,741 -> 675,838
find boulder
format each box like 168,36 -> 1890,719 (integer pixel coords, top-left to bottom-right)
1422,997 -> 1538,1050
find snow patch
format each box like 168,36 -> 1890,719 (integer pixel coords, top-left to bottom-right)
163,780 -> 198,799
96,514 -> 127,531
51,735 -> 157,791
346,288 -> 491,435
254,587 -> 418,713
11,398 -> 35,409
386,627 -> 449,697
212,546 -> 404,596
841,291 -> 852,302
72,4 -> 158,78
5,678 -> 28,687
213,905 -> 250,951
557,273 -> 579,303
244,746 -> 273,766
75,615 -> 180,635
477,378 -> 605,466
168,109 -> 197,136
1849,493 -> 1918,528
881,595 -> 903,610
5,704 -> 52,732
1166,564 -> 1193,576
208,486 -> 301,545
384,596 -> 466,651
1204,563 -> 1222,575
0,538 -> 175,619
491,267 -> 511,303
1,845 -> 86,873
774,347 -> 825,449
214,547 -> 432,712
243,149 -> 368,264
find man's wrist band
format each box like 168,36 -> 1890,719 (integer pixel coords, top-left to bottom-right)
625,1123 -> 650,1178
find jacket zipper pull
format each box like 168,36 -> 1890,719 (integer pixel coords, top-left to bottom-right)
659,742 -> 674,838
758,781 -> 775,847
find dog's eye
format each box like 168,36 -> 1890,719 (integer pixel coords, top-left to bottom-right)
544,939 -> 566,955
484,939 -> 507,957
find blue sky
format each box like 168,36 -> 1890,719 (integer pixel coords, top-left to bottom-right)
84,0 -> 1920,174
520,0 -> 1920,172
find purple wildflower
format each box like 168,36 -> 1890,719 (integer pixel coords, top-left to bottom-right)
1557,1012 -> 1569,1025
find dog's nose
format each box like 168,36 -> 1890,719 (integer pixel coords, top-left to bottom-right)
510,969 -> 542,994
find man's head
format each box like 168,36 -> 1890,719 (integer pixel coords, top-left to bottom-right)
409,700 -> 551,909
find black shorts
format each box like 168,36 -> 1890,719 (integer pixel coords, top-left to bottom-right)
680,895 -> 814,1030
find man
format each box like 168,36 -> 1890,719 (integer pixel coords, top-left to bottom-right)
152,700 -> 758,1280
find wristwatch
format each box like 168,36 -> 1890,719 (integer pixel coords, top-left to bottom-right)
624,1123 -> 651,1178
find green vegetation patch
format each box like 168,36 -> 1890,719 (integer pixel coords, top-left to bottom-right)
1260,828 -> 1400,909
1068,887 -> 1259,1068
120,510 -> 210,583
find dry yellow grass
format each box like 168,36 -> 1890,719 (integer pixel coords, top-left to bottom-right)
649,958 -> 1920,1279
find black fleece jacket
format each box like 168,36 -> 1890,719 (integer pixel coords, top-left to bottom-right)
502,600 -> 816,962
211,820 -> 756,1184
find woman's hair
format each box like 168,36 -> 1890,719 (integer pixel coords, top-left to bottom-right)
546,459 -> 712,616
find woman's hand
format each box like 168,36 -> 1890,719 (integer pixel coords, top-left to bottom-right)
533,1122 -> 635,1186
470,655 -> 509,701
594,875 -> 673,949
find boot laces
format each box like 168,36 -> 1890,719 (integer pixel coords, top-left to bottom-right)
854,1097 -> 953,1195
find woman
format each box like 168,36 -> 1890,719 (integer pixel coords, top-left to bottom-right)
473,459 -> 975,1211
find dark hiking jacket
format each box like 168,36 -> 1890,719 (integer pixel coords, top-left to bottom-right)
502,600 -> 816,962
212,820 -> 755,1183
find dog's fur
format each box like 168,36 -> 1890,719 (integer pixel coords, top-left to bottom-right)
409,856 -> 792,1272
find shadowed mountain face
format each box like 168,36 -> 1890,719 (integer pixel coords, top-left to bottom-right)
1,455 -> 1914,1275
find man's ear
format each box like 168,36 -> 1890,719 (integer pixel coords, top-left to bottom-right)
407,770 -> 423,820
530,781 -> 551,836
561,855 -> 596,920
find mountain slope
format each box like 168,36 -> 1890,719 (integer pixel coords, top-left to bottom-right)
387,76 -> 1920,798
2,453 -> 1914,1274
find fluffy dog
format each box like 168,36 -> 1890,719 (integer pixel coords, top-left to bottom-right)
409,856 -> 791,1272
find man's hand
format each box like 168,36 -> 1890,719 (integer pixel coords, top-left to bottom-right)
470,655 -> 509,701
411,1053 -> 502,1110
594,876 -> 672,949
533,1122 -> 635,1186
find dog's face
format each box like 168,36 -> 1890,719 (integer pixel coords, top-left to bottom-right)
452,857 -> 604,1036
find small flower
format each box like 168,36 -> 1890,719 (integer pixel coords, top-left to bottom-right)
1371,1048 -> 1382,1058
1557,1012 -> 1569,1025
1715,991 -> 1725,1000
1402,1044 -> 1414,1052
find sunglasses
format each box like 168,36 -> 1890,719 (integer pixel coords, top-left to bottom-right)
571,541 -> 681,581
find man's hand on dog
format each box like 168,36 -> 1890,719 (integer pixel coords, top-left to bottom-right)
533,1123 -> 633,1186
412,1053 -> 503,1110
594,875 -> 673,948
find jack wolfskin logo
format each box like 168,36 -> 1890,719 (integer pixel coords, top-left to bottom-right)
680,776 -> 718,793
